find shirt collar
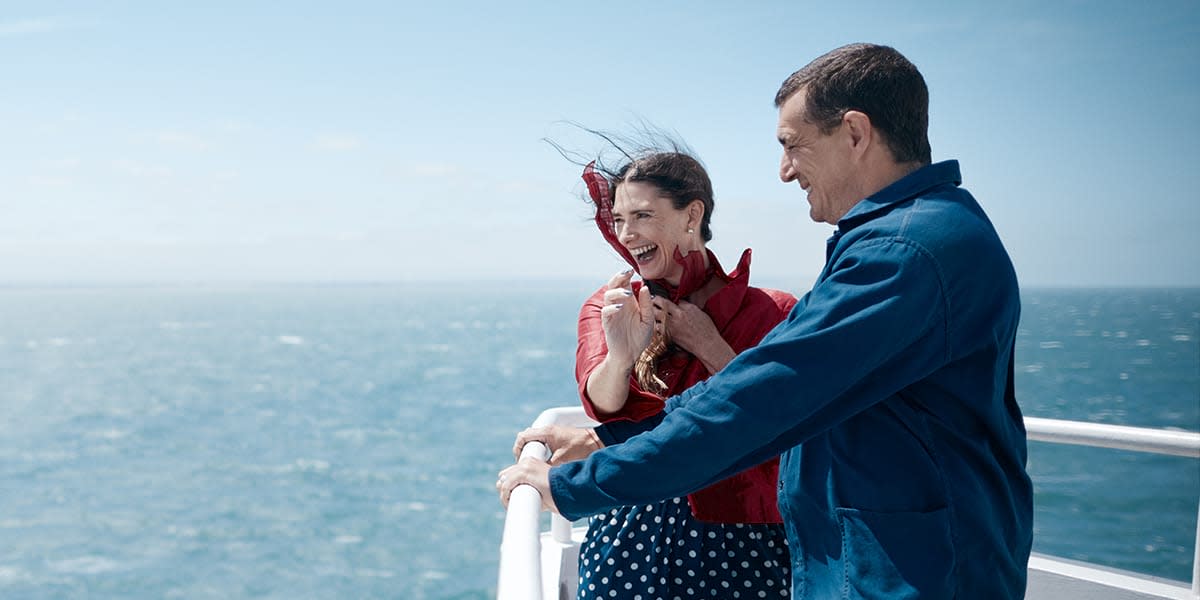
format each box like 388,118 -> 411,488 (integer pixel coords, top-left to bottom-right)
702,248 -> 753,332
837,160 -> 962,230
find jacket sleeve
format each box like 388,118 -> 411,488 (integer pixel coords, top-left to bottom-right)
594,413 -> 664,446
593,286 -> 796,445
551,239 -> 950,519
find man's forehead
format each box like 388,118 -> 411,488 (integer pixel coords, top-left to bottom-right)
778,91 -> 808,119
776,91 -> 809,136
777,113 -> 808,144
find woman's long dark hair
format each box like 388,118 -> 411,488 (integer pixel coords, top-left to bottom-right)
546,122 -> 715,241
546,123 -> 717,394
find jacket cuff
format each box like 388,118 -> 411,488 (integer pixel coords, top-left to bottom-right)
550,462 -> 610,522
593,411 -> 665,446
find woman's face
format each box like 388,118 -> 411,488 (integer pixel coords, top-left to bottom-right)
611,181 -> 700,285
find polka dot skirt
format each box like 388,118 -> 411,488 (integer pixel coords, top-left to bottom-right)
577,497 -> 791,599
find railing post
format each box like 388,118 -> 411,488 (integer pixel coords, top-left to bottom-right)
497,439 -> 552,600
551,513 -> 574,544
1192,499 -> 1199,598
497,408 -> 598,600
497,484 -> 544,600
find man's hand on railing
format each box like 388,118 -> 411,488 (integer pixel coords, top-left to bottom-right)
497,457 -> 559,513
512,425 -> 604,465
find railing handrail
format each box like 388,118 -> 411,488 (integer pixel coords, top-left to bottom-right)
1024,416 -> 1200,598
1025,416 -> 1200,458
497,409 -> 1200,599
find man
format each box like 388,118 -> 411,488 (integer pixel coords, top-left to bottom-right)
499,43 -> 1033,599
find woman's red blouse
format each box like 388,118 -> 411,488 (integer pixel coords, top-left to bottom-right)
575,249 -> 797,523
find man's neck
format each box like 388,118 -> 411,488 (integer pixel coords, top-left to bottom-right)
863,160 -> 924,200
835,159 -> 925,222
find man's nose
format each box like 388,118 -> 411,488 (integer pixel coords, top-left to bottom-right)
780,154 -> 796,182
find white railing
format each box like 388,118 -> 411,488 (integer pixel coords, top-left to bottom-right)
497,409 -> 1200,599
1025,417 -> 1200,458
497,407 -> 596,600
1024,417 -> 1200,598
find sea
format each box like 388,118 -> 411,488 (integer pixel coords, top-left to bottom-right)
0,283 -> 1196,599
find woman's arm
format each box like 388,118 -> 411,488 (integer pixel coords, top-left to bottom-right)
577,271 -> 655,417
584,353 -> 636,416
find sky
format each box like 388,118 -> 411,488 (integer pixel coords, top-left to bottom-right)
2,1 -> 1198,288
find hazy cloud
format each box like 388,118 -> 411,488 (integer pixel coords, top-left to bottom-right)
311,134 -> 363,152
28,174 -> 73,188
151,131 -> 211,151
111,159 -> 173,178
402,162 -> 463,178
0,17 -> 69,36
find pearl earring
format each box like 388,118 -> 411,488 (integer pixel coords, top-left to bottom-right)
687,228 -> 694,234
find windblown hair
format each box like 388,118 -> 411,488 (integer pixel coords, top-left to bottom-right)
547,123 -> 715,241
547,123 -> 716,394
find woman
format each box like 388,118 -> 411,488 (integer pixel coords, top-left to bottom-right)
570,146 -> 796,599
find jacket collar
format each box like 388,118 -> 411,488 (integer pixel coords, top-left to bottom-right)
837,160 -> 962,231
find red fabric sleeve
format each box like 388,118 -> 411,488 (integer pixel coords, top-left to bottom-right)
573,260 -> 801,524
575,284 -> 666,423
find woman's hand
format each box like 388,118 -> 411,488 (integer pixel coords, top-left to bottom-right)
600,270 -> 655,365
512,425 -> 604,465
654,296 -> 736,374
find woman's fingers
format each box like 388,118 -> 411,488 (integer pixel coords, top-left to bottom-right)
604,269 -> 635,291
637,285 -> 655,326
652,296 -> 677,317
602,287 -> 634,306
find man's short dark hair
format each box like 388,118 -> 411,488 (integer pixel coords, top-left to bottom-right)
775,43 -> 931,165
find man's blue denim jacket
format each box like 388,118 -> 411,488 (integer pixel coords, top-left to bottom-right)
550,160 -> 1033,599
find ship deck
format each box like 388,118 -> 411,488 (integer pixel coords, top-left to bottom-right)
499,407 -> 1200,600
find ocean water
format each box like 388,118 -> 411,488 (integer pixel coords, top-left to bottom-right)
0,284 -> 1196,598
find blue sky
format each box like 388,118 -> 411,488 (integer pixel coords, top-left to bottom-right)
2,1 -> 1197,288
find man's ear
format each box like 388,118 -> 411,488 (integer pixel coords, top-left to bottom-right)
843,110 -> 874,156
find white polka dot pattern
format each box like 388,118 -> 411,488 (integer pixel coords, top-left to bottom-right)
577,497 -> 790,599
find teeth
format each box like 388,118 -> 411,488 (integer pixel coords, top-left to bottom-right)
630,244 -> 657,257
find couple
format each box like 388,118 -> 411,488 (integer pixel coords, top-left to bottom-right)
501,43 -> 1033,600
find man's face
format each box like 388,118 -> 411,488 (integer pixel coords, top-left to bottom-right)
776,90 -> 857,225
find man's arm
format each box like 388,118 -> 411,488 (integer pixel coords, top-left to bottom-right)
549,240 -> 949,520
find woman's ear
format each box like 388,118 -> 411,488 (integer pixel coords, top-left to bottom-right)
687,199 -> 705,231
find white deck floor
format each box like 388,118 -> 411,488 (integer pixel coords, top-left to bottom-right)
1028,554 -> 1193,599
